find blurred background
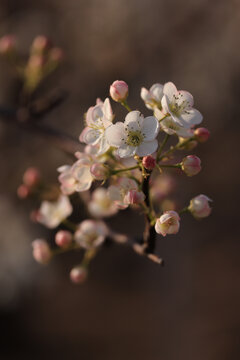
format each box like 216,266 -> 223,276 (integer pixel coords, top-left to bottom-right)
0,0 -> 240,359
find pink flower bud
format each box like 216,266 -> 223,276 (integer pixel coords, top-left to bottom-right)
189,194 -> 212,219
17,184 -> 30,199
23,167 -> 41,187
31,35 -> 51,53
90,163 -> 108,180
32,239 -> 51,264
181,155 -> 201,176
70,266 -> 88,284
124,189 -> 145,205
142,155 -> 156,170
110,80 -> 128,102
0,35 -> 16,54
194,127 -> 210,143
28,54 -> 45,70
30,210 -> 41,223
55,230 -> 72,248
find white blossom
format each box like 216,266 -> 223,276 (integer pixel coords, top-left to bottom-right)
88,188 -> 118,218
74,220 -> 108,249
38,195 -> 73,229
105,111 -> 159,158
141,83 -> 163,110
80,98 -> 114,155
161,82 -> 203,128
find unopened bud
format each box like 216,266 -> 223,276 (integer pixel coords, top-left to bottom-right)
70,266 -> 88,284
90,163 -> 108,180
23,167 -> 41,187
17,184 -> 30,199
189,194 -> 212,219
124,189 -> 145,205
28,54 -> 45,71
32,239 -> 52,264
142,155 -> 156,170
194,127 -> 210,143
181,155 -> 201,176
55,230 -> 72,248
0,35 -> 16,55
110,80 -> 128,102
31,35 -> 51,54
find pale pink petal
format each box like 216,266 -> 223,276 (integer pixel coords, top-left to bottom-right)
141,116 -> 159,141
105,122 -> 126,147
118,144 -> 136,158
178,108 -> 203,127
163,82 -> 177,101
136,139 -> 158,157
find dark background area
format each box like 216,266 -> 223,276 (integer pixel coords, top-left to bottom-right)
0,0 -> 239,359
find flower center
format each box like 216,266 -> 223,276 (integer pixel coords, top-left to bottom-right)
126,130 -> 144,147
169,93 -> 191,116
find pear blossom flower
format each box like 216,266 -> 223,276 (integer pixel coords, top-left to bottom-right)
110,80 -> 128,102
155,107 -> 195,138
58,152 -> 94,195
79,98 -> 114,155
141,83 -> 163,110
88,188 -> 118,218
32,239 -> 52,264
161,82 -> 203,128
38,195 -> 72,229
105,111 -> 159,158
189,194 -> 212,218
155,210 -> 180,236
108,177 -> 139,208
74,220 -> 108,249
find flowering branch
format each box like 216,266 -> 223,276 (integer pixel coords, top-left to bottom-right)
1,34 -> 212,283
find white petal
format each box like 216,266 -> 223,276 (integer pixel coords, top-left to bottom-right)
178,108 -> 203,127
163,82 -> 177,101
124,111 -> 143,131
118,144 -> 136,158
161,95 -> 171,114
105,122 -> 126,147
141,116 -> 159,141
140,87 -> 150,102
97,134 -> 110,155
102,98 -> 113,121
136,139 -> 158,157
150,83 -> 163,102
84,128 -> 101,145
177,90 -> 194,107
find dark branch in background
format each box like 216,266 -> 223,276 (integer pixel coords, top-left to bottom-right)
0,90 -> 81,156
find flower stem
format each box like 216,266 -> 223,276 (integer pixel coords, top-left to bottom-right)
179,206 -> 189,215
120,100 -> 131,112
159,163 -> 181,169
112,165 -> 139,175
156,134 -> 170,161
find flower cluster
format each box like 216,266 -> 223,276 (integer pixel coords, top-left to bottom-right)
18,79 -> 211,284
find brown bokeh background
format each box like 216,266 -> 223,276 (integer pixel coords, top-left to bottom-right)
0,0 -> 240,359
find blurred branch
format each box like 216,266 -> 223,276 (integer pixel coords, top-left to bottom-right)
0,91 -> 81,156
